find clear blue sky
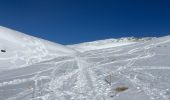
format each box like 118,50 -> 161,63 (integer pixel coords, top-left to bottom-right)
0,0 -> 170,44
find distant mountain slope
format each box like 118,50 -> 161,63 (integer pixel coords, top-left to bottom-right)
68,37 -> 154,52
0,26 -> 76,70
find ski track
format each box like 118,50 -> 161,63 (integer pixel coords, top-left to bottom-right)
1,38 -> 170,100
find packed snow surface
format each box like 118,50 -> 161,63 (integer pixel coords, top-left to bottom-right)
0,26 -> 170,100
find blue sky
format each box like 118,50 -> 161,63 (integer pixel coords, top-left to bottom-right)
0,0 -> 170,44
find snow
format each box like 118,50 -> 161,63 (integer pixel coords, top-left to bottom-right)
0,26 -> 76,70
68,42 -> 136,52
0,26 -> 170,100
67,37 -> 153,52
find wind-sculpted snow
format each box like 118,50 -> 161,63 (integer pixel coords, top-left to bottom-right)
0,27 -> 170,100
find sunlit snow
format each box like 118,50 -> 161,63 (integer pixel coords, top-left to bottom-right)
0,26 -> 170,100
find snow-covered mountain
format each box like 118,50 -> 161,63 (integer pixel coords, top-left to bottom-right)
0,26 -> 76,70
0,26 -> 170,100
67,37 -> 154,52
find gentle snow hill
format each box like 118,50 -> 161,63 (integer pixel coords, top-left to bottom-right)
68,37 -> 154,52
0,26 -> 77,70
1,26 -> 170,100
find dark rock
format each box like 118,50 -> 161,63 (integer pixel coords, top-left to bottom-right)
1,50 -> 6,52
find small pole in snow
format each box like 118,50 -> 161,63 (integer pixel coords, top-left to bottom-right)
109,72 -> 112,85
32,81 -> 35,98
105,72 -> 112,85
32,79 -> 38,98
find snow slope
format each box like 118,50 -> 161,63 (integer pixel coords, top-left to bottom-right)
0,26 -> 76,70
67,37 -> 153,52
0,26 -> 170,100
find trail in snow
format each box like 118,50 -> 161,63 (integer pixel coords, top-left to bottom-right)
75,56 -> 112,100
1,27 -> 170,100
